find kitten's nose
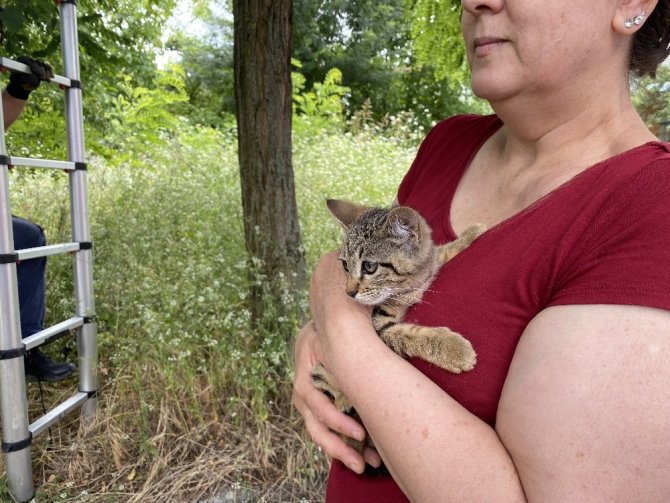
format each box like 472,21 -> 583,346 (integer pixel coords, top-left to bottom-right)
346,286 -> 358,298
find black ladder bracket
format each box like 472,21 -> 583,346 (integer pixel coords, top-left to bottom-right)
2,433 -> 32,453
0,347 -> 26,360
0,253 -> 18,264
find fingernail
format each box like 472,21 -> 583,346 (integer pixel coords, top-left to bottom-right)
349,462 -> 359,473
352,429 -> 364,441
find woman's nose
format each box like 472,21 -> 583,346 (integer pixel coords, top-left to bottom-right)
461,0 -> 504,16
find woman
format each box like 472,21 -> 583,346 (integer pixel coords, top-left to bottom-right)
292,0 -> 670,501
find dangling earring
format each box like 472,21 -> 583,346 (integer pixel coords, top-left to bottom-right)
625,10 -> 646,29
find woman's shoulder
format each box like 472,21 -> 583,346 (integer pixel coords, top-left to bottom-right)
600,141 -> 670,202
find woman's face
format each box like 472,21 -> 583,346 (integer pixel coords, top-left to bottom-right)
460,0 -> 624,104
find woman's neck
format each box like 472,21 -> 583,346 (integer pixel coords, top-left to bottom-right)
490,88 -> 655,173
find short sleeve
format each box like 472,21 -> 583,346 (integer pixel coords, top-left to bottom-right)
549,162 -> 670,311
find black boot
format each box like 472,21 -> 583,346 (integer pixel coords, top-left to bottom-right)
25,349 -> 76,382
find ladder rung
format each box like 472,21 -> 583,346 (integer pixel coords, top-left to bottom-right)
22,316 -> 83,351
17,242 -> 80,261
29,392 -> 88,437
2,156 -> 75,171
0,57 -> 72,88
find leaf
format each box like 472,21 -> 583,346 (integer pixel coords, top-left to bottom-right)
0,6 -> 26,34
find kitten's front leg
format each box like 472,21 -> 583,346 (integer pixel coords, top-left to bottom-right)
438,223 -> 487,263
380,324 -> 477,373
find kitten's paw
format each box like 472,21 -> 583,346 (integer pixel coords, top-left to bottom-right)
342,433 -> 366,455
427,329 -> 477,373
460,223 -> 487,244
334,394 -> 354,414
312,364 -> 351,411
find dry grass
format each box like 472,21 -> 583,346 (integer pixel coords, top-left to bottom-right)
0,356 -> 328,503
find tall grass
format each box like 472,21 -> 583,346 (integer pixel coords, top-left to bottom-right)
1,120 -> 417,502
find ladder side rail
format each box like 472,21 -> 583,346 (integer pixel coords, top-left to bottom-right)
0,87 -> 35,502
60,1 -> 98,420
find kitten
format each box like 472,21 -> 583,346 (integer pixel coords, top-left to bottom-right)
311,199 -> 485,457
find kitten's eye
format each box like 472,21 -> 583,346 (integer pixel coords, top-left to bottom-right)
362,261 -> 378,274
340,259 -> 349,272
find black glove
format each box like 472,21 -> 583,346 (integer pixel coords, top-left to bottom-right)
6,56 -> 54,100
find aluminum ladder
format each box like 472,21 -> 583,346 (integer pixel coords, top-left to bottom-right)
0,2 -> 97,501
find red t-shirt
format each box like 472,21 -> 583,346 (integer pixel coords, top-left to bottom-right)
325,114 -> 670,502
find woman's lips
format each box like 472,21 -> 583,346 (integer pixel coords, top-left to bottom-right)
473,36 -> 508,57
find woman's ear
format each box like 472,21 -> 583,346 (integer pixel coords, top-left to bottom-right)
613,0 -> 658,35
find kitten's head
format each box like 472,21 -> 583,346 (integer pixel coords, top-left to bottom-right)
327,199 -> 435,305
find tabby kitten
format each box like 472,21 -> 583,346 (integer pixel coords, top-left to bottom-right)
311,199 -> 485,456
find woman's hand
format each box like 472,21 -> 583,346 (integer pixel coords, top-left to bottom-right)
292,321 -> 382,473
292,251 -> 383,473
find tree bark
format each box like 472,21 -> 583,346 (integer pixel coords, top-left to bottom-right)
233,0 -> 306,330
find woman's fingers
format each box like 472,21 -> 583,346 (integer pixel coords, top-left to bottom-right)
292,320 -> 369,473
299,395 -> 367,474
293,367 -> 368,473
298,377 -> 366,440
363,446 -> 383,469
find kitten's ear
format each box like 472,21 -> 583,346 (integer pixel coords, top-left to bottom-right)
386,206 -> 421,241
326,199 -> 370,228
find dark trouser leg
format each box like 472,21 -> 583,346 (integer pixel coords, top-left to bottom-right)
12,216 -> 46,340
12,216 -> 75,381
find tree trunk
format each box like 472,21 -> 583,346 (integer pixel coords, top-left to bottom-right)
233,0 -> 306,331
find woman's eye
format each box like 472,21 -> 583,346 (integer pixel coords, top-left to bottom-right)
340,259 -> 349,272
363,261 -> 378,274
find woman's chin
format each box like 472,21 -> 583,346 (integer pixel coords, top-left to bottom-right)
470,75 -> 519,105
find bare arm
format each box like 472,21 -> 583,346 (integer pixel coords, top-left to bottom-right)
297,252 -> 670,501
2,88 -> 27,129
498,304 -> 670,502
2,57 -> 54,130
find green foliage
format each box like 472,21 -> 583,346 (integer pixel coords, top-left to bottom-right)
292,60 -> 350,131
93,64 -> 190,161
632,65 -> 670,132
406,0 -> 490,115
165,4 -> 235,127
407,0 -> 467,81
291,0 -> 479,129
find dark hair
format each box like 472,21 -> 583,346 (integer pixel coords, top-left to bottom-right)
631,1 -> 670,77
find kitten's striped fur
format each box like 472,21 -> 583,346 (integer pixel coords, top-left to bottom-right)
311,199 -> 485,458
